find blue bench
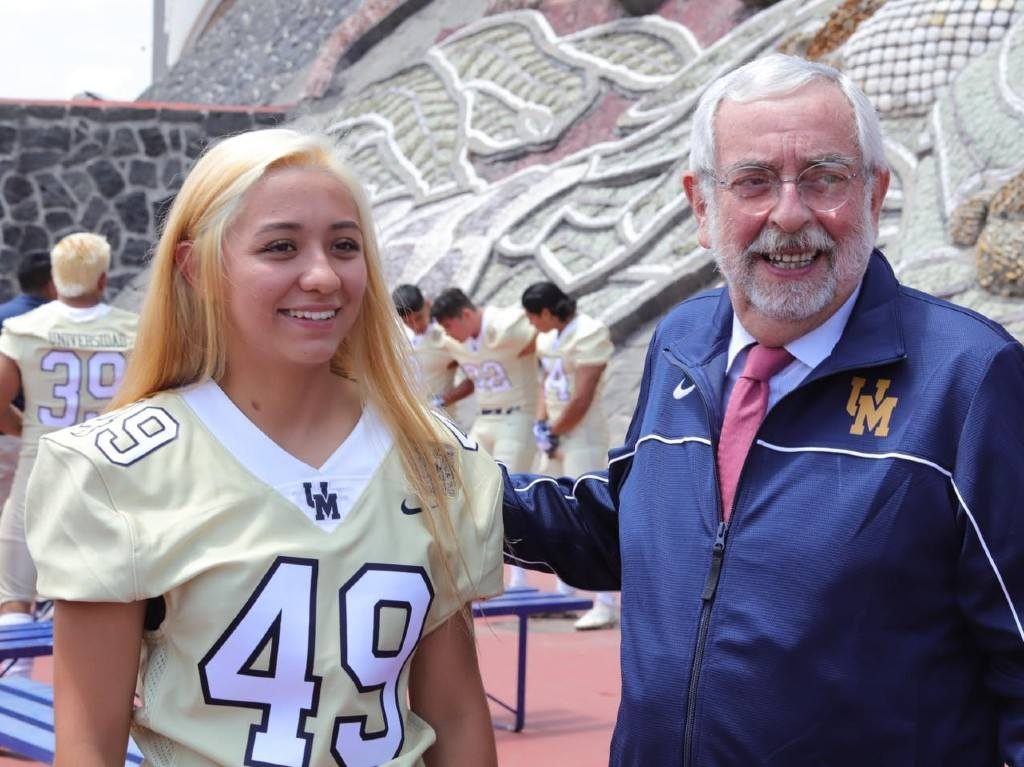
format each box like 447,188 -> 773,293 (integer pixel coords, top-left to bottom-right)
0,620 -> 54,669
0,676 -> 144,765
472,587 -> 593,732
0,619 -> 143,765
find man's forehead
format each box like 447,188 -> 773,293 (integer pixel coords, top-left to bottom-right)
713,84 -> 859,167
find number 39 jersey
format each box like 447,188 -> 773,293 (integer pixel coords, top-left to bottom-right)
25,381 -> 503,767
0,301 -> 137,457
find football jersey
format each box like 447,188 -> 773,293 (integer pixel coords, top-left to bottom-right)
0,301 -> 136,457
536,313 -> 613,422
403,323 -> 456,400
444,306 -> 537,412
26,381 -> 503,767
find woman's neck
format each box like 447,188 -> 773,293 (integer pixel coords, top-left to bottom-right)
217,363 -> 362,467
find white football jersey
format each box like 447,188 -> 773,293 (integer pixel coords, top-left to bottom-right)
26,381 -> 503,767
404,323 -> 456,400
536,313 -> 613,422
444,306 -> 537,412
0,301 -> 136,456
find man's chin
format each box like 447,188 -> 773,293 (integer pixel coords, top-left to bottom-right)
746,278 -> 835,323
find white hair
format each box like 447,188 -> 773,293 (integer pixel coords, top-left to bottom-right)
689,53 -> 887,177
50,232 -> 110,298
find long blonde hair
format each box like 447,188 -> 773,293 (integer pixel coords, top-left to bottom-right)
112,129 -> 469,601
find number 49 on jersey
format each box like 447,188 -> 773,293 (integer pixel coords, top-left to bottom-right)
199,557 -> 434,767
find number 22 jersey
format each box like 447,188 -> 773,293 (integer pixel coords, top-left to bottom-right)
442,306 -> 537,412
26,380 -> 503,767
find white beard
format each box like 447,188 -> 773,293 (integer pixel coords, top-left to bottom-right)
709,195 -> 875,322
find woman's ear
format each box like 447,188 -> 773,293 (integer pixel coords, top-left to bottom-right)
175,241 -> 198,287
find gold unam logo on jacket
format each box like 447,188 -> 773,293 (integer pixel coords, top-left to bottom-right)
847,377 -> 898,436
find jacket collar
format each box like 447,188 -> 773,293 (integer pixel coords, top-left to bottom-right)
667,250 -> 907,378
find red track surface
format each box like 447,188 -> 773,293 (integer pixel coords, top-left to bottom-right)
0,569 -> 620,766
480,570 -> 620,766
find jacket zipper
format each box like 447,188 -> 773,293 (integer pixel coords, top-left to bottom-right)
665,344 -> 904,765
682,520 -> 728,767
660,348 -> 730,767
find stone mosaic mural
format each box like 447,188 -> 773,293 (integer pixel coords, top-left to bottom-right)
2,0 -> 1024,487
295,0 -> 1024,341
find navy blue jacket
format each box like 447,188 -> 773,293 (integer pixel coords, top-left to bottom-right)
503,252 -> 1024,766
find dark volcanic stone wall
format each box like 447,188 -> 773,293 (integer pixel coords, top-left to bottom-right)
0,100 -> 285,300
142,0 -> 363,106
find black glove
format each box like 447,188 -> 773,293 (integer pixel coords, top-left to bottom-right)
545,432 -> 560,458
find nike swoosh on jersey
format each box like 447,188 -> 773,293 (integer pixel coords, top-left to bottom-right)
673,378 -> 695,399
401,499 -> 423,515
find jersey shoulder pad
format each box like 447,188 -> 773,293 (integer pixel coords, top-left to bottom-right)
426,323 -> 448,347
43,392 -> 184,468
488,306 -> 533,349
103,306 -> 140,338
570,314 -> 613,364
1,302 -> 59,340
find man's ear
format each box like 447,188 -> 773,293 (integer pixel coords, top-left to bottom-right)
682,171 -> 712,249
869,168 -> 891,227
175,241 -> 198,287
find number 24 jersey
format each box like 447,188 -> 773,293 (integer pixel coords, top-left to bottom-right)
26,380 -> 503,767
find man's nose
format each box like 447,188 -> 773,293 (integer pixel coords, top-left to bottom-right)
767,180 -> 815,233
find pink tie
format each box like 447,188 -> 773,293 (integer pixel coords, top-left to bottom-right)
717,344 -> 793,522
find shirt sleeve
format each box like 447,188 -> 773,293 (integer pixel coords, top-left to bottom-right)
573,321 -> 614,367
0,328 -> 25,363
26,437 -> 141,602
456,445 -> 504,605
951,340 -> 1024,764
494,308 -> 536,352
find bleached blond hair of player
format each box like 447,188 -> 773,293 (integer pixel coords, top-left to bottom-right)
50,232 -> 110,298
111,128 -> 473,605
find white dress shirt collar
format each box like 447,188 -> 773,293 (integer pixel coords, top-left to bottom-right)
726,281 -> 863,375
722,281 -> 863,413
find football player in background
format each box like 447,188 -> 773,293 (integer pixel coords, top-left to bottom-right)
431,287 -> 537,590
392,283 -> 468,415
523,281 -> 619,630
0,251 -> 56,330
0,253 -> 57,514
0,232 -> 136,676
25,130 -> 502,766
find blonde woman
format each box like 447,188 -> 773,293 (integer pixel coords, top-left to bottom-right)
25,129 -> 503,767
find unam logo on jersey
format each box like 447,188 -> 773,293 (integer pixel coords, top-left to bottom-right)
303,481 -> 339,521
283,478 -> 352,532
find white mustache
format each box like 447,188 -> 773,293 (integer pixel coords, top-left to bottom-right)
744,225 -> 835,256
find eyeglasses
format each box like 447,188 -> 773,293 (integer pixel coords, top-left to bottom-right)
709,162 -> 860,214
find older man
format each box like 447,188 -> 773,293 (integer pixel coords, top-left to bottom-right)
502,54 -> 1024,765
